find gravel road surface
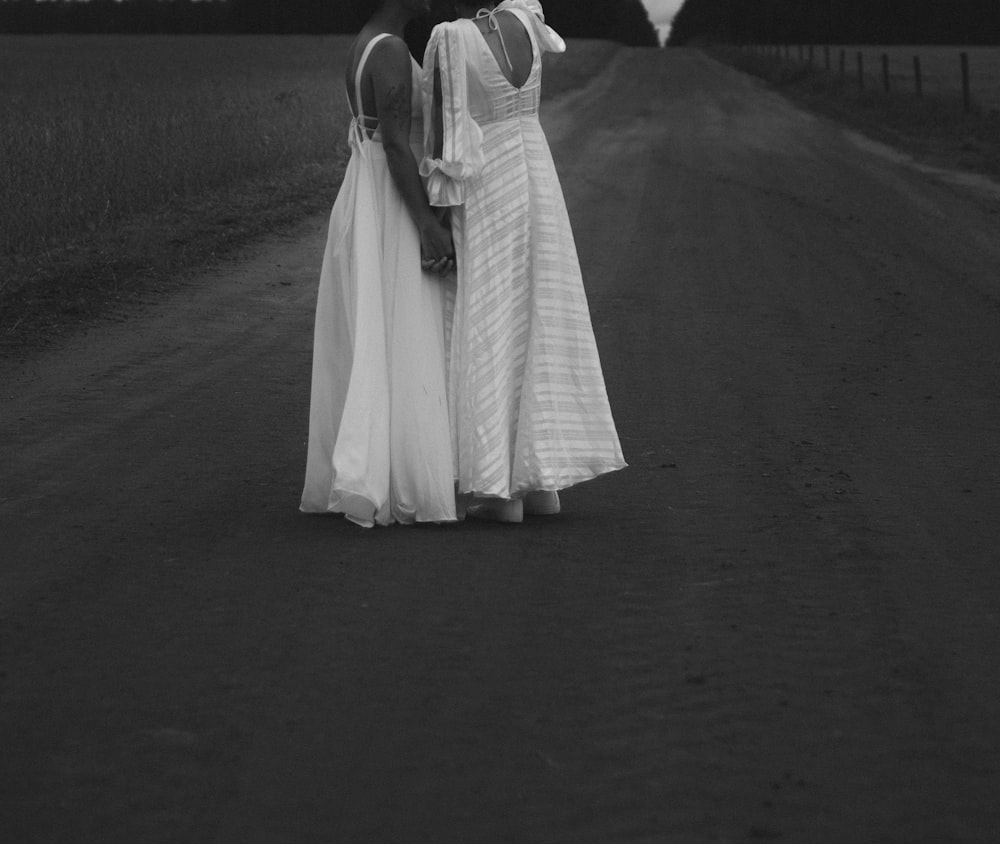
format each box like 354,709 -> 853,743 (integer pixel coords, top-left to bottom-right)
3,47 -> 1000,843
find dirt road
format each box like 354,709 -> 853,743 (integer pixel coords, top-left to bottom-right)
3,48 -> 1000,842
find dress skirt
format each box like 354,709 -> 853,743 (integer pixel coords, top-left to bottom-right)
300,134 -> 457,526
421,3 -> 627,500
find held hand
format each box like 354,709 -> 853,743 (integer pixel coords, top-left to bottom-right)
420,218 -> 456,275
422,256 -> 454,274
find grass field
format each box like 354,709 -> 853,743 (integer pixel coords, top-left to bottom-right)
0,35 -> 615,342
0,36 -> 348,263
721,43 -> 1000,188
747,44 -> 1000,111
842,46 -> 1000,110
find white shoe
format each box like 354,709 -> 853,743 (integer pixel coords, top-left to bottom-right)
523,490 -> 560,516
466,498 -> 523,523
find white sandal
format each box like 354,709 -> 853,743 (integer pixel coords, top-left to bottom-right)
466,498 -> 523,523
523,490 -> 560,516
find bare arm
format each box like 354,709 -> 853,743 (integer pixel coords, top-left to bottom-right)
370,39 -> 453,266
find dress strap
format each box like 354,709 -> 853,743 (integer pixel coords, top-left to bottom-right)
475,7 -> 514,72
353,32 -> 392,124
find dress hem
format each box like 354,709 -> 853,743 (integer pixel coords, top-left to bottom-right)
456,460 -> 627,500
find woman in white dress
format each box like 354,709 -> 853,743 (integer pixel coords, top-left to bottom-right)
300,0 -> 458,527
421,0 -> 626,522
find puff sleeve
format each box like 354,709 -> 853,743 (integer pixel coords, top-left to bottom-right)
506,0 -> 566,54
420,22 -> 485,207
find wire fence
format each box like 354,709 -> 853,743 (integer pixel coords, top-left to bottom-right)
740,44 -> 1000,113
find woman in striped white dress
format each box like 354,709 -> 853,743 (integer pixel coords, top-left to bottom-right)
421,0 -> 626,522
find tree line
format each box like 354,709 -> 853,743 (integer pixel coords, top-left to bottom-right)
667,0 -> 1000,46
0,0 -> 660,46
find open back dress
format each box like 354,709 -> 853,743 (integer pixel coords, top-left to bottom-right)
301,34 -> 457,526
421,0 -> 626,499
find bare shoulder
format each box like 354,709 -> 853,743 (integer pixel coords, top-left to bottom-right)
348,31 -> 407,76
366,35 -> 413,86
370,33 -> 410,60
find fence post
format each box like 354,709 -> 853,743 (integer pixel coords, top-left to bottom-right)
839,48 -> 846,79
961,52 -> 971,112
857,51 -> 864,91
824,45 -> 830,71
797,44 -> 803,62
913,55 -> 922,97
808,44 -> 814,65
881,53 -> 890,93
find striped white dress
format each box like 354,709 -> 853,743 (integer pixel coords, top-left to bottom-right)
421,0 -> 626,499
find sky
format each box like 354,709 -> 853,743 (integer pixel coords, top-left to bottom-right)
641,0 -> 685,43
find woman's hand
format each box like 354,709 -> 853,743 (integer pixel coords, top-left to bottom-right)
420,217 -> 455,274
370,37 -> 455,276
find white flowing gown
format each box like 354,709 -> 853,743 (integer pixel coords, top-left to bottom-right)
301,34 -> 457,527
421,0 -> 626,499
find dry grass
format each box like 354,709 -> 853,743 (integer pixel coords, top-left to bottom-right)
542,38 -> 620,98
0,35 -> 355,345
0,34 -> 612,348
822,45 -> 1000,111
716,44 -> 1000,185
0,36 -> 350,278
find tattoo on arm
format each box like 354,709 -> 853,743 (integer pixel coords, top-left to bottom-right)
369,41 -> 413,144
383,82 -> 411,127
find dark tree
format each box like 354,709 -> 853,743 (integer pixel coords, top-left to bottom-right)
0,0 -> 235,34
542,0 -> 658,44
1,0 -> 661,46
667,0 -> 1000,46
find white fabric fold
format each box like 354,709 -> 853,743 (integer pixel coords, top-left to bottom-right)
420,23 -> 486,207
419,0 -> 625,499
301,51 -> 457,526
500,0 -> 566,54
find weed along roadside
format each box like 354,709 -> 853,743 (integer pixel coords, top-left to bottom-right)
0,35 -> 617,353
711,42 -> 1000,187
0,36 -> 351,349
741,43 -> 1000,110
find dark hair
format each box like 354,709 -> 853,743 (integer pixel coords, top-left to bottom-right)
351,0 -> 383,26
404,1 -> 454,58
